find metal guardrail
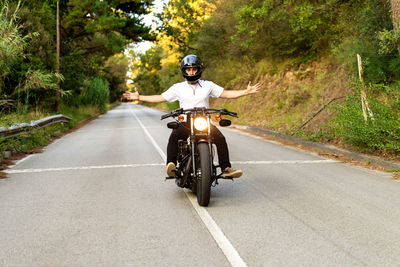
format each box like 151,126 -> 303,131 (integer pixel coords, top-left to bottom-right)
0,114 -> 72,139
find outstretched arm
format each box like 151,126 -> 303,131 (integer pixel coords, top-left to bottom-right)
123,88 -> 166,103
219,81 -> 262,99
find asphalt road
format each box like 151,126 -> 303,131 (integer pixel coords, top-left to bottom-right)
1,104 -> 400,266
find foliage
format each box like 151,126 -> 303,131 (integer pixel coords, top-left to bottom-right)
230,1 -> 338,61
18,69 -> 60,112
331,0 -> 394,83
377,29 -> 400,55
156,0 -> 216,53
0,109 -> 65,158
157,35 -> 182,89
131,0 -> 218,96
2,0 -> 400,157
333,83 -> 400,153
0,0 -> 64,113
132,45 -> 162,95
0,125 -> 66,157
0,0 -> 28,93
103,53 -> 129,102
194,0 -> 251,85
60,103 -> 102,126
80,76 -> 110,113
1,0 -> 155,113
56,0 -> 155,100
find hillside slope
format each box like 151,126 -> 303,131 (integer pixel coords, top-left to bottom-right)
212,58 -> 351,135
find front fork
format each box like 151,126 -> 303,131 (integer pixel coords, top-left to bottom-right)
191,141 -> 197,178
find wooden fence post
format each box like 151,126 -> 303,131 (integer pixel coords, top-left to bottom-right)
357,54 -> 375,122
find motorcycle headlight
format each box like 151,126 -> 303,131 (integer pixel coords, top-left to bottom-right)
194,117 -> 208,131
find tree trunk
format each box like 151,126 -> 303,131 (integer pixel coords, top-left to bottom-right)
56,1 -> 60,112
390,0 -> 400,55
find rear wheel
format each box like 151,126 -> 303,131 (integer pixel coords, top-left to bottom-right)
196,143 -> 211,206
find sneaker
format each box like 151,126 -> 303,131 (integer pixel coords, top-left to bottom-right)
166,162 -> 176,177
221,167 -> 243,178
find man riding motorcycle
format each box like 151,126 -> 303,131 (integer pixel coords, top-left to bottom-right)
124,55 -> 261,178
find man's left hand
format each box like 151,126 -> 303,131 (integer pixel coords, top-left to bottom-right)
246,81 -> 262,95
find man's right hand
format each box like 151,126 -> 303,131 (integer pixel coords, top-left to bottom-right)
123,87 -> 139,101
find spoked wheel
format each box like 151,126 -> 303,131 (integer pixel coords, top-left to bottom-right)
196,143 -> 212,206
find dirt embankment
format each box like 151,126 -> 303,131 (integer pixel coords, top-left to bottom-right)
212,58 -> 351,134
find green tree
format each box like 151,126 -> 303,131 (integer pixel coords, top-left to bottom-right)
133,45 -> 163,95
1,0 -> 58,111
232,0 -> 338,60
59,0 -> 155,97
157,0 -> 216,53
5,0 -> 156,109
103,53 -> 129,102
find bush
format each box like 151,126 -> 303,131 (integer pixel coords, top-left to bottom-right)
333,84 -> 400,154
0,0 -> 26,92
80,76 -> 110,113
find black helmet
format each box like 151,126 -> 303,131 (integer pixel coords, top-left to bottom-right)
180,55 -> 203,82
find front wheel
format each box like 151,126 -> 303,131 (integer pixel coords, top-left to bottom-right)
196,143 -> 212,206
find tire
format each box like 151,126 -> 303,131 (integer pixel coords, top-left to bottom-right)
196,143 -> 212,206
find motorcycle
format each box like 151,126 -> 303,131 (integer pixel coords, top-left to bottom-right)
161,107 -> 238,206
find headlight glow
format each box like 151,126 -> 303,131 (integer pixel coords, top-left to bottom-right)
194,117 -> 208,131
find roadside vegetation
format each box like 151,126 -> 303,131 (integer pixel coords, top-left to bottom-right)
1,0 -> 400,162
0,0 -> 153,162
131,0 -> 400,159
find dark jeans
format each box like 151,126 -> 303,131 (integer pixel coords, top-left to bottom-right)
166,124 -> 231,170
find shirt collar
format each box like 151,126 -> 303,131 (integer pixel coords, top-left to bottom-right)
186,80 -> 203,87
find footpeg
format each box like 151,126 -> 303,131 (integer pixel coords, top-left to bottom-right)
216,174 -> 234,181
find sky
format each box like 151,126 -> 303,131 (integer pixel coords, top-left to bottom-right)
133,0 -> 168,54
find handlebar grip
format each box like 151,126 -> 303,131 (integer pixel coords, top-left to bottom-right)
173,108 -> 183,114
219,109 -> 238,118
161,108 -> 183,120
230,111 -> 238,118
161,114 -> 170,120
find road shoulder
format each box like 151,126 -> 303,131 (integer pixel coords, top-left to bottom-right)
232,124 -> 400,175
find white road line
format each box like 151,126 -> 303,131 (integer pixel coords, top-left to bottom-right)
232,159 -> 337,164
5,160 -> 336,174
185,193 -> 247,267
50,138 -> 63,146
5,163 -> 165,174
9,154 -> 34,169
128,105 -> 247,267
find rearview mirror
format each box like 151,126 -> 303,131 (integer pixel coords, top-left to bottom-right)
219,119 -> 231,127
167,122 -> 180,129
167,121 -> 179,129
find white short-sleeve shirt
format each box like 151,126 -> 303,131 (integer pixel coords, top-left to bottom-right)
161,80 -> 224,109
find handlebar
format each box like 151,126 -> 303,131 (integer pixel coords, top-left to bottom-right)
160,107 -> 238,120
